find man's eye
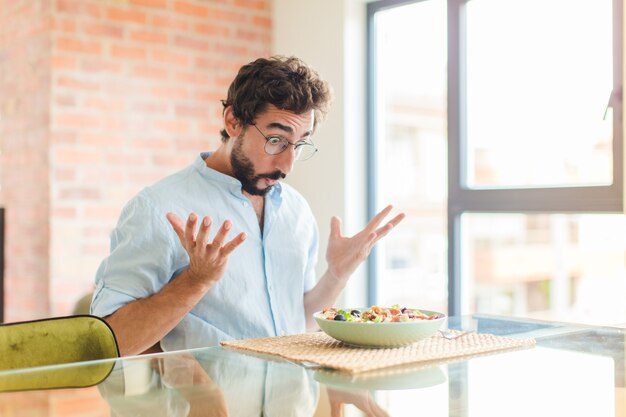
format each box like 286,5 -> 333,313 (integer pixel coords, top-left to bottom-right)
267,136 -> 283,145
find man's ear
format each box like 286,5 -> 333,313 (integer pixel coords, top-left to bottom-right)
223,106 -> 242,139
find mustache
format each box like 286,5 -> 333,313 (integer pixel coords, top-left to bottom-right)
258,171 -> 286,180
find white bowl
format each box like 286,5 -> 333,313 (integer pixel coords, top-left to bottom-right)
313,308 -> 446,348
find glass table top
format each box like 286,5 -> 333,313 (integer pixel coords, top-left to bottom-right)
0,314 -> 624,417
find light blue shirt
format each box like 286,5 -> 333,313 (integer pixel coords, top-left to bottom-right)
91,153 -> 319,350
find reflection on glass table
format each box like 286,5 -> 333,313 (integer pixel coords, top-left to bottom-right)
0,315 -> 623,417
100,349 -> 318,417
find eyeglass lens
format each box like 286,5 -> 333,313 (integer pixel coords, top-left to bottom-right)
265,140 -> 316,161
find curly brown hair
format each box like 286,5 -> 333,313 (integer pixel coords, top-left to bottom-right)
220,55 -> 333,142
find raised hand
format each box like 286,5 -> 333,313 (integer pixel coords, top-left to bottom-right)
326,205 -> 405,281
166,212 -> 247,288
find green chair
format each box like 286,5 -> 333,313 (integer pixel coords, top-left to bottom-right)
0,315 -> 119,392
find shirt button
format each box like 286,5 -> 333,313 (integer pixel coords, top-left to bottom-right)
242,201 -> 248,207
280,330 -> 286,336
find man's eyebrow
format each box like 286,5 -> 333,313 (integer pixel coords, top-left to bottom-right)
266,122 -> 313,138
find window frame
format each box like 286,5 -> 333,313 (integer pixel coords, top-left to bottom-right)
367,0 -> 624,315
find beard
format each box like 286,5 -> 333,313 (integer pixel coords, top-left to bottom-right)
230,133 -> 286,196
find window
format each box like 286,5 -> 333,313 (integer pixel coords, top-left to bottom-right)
368,0 -> 448,313
368,0 -> 625,325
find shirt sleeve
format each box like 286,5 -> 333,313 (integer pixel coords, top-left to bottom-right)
91,191 -> 179,318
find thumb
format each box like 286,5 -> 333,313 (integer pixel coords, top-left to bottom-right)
330,216 -> 342,238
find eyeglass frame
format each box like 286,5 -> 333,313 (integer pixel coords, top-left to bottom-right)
250,124 -> 318,161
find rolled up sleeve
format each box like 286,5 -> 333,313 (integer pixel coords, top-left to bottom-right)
91,192 -> 179,318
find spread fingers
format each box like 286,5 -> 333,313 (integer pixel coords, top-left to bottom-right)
210,220 -> 232,248
374,213 -> 406,238
195,216 -> 212,248
185,213 -> 199,248
220,232 -> 247,256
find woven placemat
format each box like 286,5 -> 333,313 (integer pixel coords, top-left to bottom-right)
221,330 -> 535,373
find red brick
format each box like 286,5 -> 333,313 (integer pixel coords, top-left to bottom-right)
56,75 -> 101,91
54,148 -> 102,165
150,15 -> 189,31
81,59 -> 123,74
110,44 -> 147,60
233,0 -> 270,11
78,133 -> 124,148
194,57 -> 220,71
51,54 -> 77,70
130,137 -> 172,149
132,65 -> 169,79
84,170 -> 125,184
175,138 -> 213,151
26,17 -> 54,37
85,3 -> 102,19
194,23 -> 230,36
106,7 -> 146,24
83,22 -> 125,39
174,1 -> 209,17
56,37 -> 102,54
132,102 -> 168,113
101,117 -> 128,131
130,29 -> 169,44
176,71 -> 211,84
150,85 -> 189,100
212,9 -> 248,23
236,28 -> 270,43
151,48 -> 189,66
56,0 -> 101,18
252,15 -> 271,29
52,16 -> 77,32
174,34 -> 209,51
214,43 -> 249,57
54,113 -> 102,129
154,119 -> 190,134
59,187 -> 100,200
105,153 -> 147,166
196,121 -> 223,135
176,105 -> 208,118
152,154 -> 192,168
193,89 -> 223,102
84,97 -> 125,112
129,0 -> 168,8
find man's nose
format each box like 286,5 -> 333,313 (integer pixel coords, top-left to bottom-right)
275,146 -> 296,173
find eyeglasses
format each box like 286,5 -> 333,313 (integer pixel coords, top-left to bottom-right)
251,124 -> 318,161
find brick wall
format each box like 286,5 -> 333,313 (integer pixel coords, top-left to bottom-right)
0,0 -> 272,321
0,0 -> 52,320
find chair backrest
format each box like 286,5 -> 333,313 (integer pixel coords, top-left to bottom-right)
0,315 -> 119,371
